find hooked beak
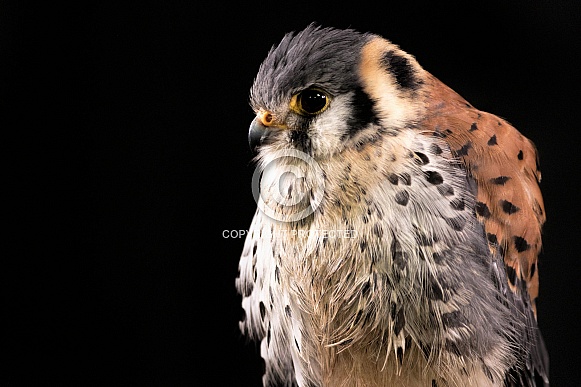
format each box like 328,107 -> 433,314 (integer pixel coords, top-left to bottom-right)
248,111 -> 285,153
248,117 -> 268,153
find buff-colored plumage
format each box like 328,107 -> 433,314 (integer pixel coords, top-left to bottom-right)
237,25 -> 548,386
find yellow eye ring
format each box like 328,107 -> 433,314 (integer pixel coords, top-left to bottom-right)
290,88 -> 330,116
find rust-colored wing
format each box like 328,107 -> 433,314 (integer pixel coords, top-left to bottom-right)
420,73 -> 546,315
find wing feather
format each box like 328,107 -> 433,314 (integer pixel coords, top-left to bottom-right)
420,73 -> 545,308
419,73 -> 549,385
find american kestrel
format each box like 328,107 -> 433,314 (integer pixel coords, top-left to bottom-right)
236,25 -> 549,386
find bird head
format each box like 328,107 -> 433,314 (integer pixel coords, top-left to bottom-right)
248,24 -> 426,161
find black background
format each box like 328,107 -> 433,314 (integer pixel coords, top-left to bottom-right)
4,1 -> 580,386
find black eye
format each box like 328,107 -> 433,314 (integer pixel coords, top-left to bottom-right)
292,88 -> 330,115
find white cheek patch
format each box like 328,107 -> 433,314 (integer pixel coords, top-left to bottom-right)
307,37 -> 428,159
308,94 -> 355,158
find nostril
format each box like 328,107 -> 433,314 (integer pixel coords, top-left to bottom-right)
261,112 -> 274,126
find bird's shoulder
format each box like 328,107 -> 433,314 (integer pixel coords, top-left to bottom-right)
417,73 -> 549,385
419,72 -> 545,309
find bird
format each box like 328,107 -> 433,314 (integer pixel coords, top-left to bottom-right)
236,24 -> 549,387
